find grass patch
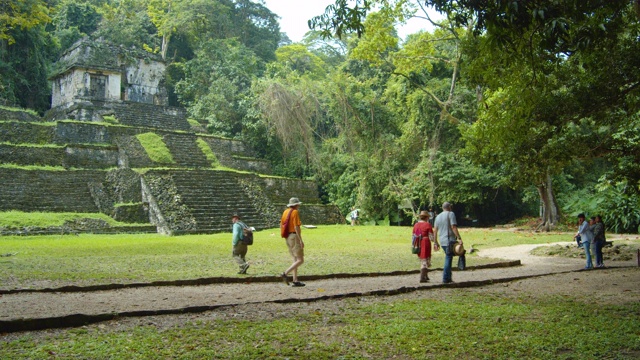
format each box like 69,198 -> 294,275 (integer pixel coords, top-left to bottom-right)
0,164 -> 67,171
0,211 -> 143,228
0,105 -> 38,115
0,142 -> 61,148
0,226 -> 576,288
187,118 -> 202,128
1,292 -> 638,358
135,132 -> 175,164
102,115 -> 118,124
195,138 -> 220,167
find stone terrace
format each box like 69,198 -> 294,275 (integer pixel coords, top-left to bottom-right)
0,105 -> 342,234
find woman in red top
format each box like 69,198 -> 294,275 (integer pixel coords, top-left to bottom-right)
413,210 -> 437,282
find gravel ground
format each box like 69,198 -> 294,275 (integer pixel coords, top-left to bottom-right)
1,241 -> 638,337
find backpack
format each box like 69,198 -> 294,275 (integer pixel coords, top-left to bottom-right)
281,208 -> 294,238
411,227 -> 422,254
238,221 -> 253,245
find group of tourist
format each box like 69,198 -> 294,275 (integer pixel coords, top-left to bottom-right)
231,197 -> 307,287
412,202 -> 465,284
575,213 -> 607,269
231,199 -> 470,287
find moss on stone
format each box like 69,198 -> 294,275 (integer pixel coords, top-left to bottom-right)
196,138 -> 220,168
135,132 -> 175,164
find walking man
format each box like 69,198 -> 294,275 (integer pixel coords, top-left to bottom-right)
231,214 -> 249,274
280,197 -> 305,287
433,202 -> 463,284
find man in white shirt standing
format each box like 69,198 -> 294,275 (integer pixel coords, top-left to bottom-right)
576,213 -> 593,269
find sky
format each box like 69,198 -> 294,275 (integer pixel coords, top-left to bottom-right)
262,0 -> 442,43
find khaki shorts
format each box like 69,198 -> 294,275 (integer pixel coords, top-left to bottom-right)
286,233 -> 304,258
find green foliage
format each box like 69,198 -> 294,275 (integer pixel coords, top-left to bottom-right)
135,132 -> 175,164
0,105 -> 38,115
0,0 -> 51,45
195,138 -> 219,168
175,38 -> 260,138
0,164 -> 66,171
102,115 -> 118,124
51,0 -> 101,51
271,44 -> 327,79
93,0 -> 157,49
0,23 -> 58,113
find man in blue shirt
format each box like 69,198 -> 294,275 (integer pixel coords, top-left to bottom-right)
231,214 -> 250,274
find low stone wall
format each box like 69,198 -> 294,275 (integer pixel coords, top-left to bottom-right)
0,169 -> 106,212
63,145 -> 119,168
300,204 -> 345,225
0,122 -> 55,144
0,108 -> 41,122
54,121 -> 117,145
0,144 -> 64,166
113,203 -> 148,223
227,156 -> 271,174
261,177 -> 322,205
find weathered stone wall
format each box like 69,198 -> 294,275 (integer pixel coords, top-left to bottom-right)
0,122 -> 55,144
51,69 -> 121,108
53,120 -> 117,144
0,169 -> 106,212
124,59 -> 167,105
299,204 -> 345,226
50,39 -> 167,108
0,108 -> 41,122
261,177 -> 322,205
63,145 -> 119,169
141,172 -> 197,234
113,203 -> 148,223
0,145 -> 64,166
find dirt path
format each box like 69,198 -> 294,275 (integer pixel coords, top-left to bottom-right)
1,242 -> 638,333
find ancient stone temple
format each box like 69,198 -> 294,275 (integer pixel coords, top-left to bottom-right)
0,39 -> 342,235
50,38 -> 168,109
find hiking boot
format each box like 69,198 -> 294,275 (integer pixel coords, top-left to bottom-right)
420,268 -> 429,283
280,272 -> 290,285
239,263 -> 250,274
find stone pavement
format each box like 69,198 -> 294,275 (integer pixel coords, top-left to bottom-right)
1,243 -> 636,333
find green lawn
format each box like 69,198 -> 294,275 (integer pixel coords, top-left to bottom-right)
1,226 -> 638,359
1,291 -> 638,359
0,226 -> 572,288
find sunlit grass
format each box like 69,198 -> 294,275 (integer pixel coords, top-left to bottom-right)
0,226 -> 574,288
135,132 -> 175,164
0,211 -> 145,228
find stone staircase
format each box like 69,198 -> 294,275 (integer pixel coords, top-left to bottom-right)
111,103 -> 191,131
0,169 -> 105,212
163,134 -> 211,168
167,170 -> 273,233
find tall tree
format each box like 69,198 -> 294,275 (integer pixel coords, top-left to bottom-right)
0,0 -> 50,45
0,0 -> 55,111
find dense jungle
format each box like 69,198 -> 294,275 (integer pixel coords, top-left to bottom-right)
1,0 -> 639,232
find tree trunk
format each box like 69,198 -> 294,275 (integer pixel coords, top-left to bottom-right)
536,173 -> 560,231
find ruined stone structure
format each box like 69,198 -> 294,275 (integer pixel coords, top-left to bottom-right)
50,39 -> 168,110
0,40 -> 342,235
